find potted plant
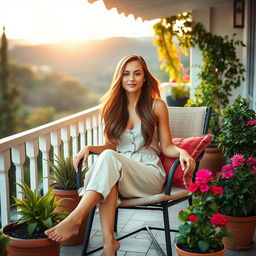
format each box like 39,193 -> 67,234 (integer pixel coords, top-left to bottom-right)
0,230 -> 10,256
214,154 -> 256,250
174,169 -> 230,256
3,182 -> 67,256
48,154 -> 88,245
166,82 -> 190,107
216,95 -> 256,159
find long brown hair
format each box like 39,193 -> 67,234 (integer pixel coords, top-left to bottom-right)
101,54 -> 161,147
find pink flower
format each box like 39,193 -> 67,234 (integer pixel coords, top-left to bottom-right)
210,186 -> 224,194
252,166 -> 256,174
196,169 -> 213,184
248,156 -> 256,164
246,120 -> 256,126
199,183 -> 209,192
231,154 -> 246,167
222,170 -> 234,179
221,164 -> 234,172
188,214 -> 197,222
188,183 -> 200,192
210,213 -> 227,227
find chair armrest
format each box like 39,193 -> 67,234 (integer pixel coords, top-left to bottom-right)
76,151 -> 96,189
164,158 -> 180,195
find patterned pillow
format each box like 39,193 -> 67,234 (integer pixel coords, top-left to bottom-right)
159,134 -> 213,189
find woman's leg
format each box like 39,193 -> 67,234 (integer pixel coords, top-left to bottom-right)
99,184 -> 120,256
45,190 -> 102,242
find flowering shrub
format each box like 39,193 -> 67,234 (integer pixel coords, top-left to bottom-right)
174,169 -> 229,253
214,154 -> 256,217
217,95 -> 256,158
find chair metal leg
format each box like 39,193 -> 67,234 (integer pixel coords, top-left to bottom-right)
114,208 -> 118,233
81,206 -> 96,256
163,205 -> 172,256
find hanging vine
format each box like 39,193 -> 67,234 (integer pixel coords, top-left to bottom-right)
153,12 -> 192,82
153,13 -> 245,140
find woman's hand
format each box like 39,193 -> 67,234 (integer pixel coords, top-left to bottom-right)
179,149 -> 196,176
73,146 -> 90,172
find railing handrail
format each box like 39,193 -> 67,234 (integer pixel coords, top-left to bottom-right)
0,105 -> 102,151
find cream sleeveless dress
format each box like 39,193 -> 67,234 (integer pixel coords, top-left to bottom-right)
79,122 -> 166,201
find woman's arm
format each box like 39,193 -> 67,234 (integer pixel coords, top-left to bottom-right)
154,99 -> 195,174
73,138 -> 116,171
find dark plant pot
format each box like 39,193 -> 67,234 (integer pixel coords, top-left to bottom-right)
223,215 -> 256,250
166,95 -> 189,107
3,223 -> 60,256
175,244 -> 225,255
53,189 -> 88,246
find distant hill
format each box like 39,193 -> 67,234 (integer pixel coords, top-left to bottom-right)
9,37 -> 188,93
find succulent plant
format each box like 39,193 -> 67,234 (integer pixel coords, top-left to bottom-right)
13,182 -> 68,235
48,154 -> 88,190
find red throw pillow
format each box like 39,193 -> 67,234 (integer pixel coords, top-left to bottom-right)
159,134 -> 213,189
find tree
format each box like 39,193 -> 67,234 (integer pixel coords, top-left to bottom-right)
0,27 -> 20,138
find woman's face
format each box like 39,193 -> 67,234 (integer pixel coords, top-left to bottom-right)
121,60 -> 145,94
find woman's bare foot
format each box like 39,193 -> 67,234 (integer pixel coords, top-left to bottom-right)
103,238 -> 120,256
44,214 -> 81,242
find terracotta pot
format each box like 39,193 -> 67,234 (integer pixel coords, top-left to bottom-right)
223,215 -> 256,250
53,189 -> 88,246
199,147 -> 226,175
175,245 -> 225,256
3,223 -> 60,256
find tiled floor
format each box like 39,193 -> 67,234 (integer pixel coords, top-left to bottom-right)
61,201 -> 256,256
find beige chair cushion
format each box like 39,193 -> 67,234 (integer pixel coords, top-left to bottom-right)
119,186 -> 189,207
168,107 -> 207,138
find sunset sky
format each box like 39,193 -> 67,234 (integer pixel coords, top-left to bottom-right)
0,0 -> 157,44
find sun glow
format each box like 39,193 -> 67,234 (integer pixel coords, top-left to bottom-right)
0,0 -> 157,44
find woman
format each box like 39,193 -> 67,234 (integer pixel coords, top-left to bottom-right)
45,54 -> 195,256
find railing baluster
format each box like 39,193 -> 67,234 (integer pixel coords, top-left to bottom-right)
39,135 -> 51,193
0,150 -> 11,227
61,127 -> 70,159
11,144 -> 25,200
50,130 -> 61,163
92,115 -> 98,161
98,114 -> 103,145
79,120 -> 86,149
26,139 -> 39,191
70,123 -> 79,157
86,118 -> 93,167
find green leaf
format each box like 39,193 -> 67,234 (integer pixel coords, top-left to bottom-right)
198,240 -> 209,252
27,223 -> 37,235
42,217 -> 53,228
179,223 -> 191,234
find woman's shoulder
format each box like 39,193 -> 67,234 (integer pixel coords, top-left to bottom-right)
153,98 -> 168,110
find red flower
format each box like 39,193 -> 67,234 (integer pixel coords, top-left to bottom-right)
188,214 -> 197,222
210,213 -> 227,227
199,183 -> 209,192
210,186 -> 224,194
246,120 -> 256,126
188,183 -> 200,192
196,169 -> 213,184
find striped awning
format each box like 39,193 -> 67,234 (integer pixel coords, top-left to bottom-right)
87,0 -> 232,20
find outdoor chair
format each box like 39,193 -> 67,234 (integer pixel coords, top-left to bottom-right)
79,106 -> 212,256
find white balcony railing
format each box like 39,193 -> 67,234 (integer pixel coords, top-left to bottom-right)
0,83 -> 184,228
0,105 -> 103,227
